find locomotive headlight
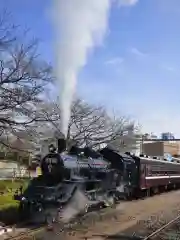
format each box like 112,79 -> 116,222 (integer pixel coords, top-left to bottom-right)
21,197 -> 26,201
49,147 -> 54,152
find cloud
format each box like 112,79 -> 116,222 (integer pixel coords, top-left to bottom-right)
105,57 -> 124,65
129,47 -> 147,57
117,0 -> 139,7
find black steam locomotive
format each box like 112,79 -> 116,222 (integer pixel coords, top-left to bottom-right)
14,138 -> 127,224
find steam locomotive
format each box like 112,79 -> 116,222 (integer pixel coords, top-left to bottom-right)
14,137 -> 180,224
14,138 -> 122,224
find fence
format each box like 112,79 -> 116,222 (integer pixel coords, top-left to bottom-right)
0,152 -> 30,165
0,168 -> 36,180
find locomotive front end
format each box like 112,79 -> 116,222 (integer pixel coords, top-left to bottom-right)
14,136 -> 70,222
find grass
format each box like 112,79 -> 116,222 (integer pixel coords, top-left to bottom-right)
0,179 -> 29,210
0,193 -> 19,209
0,179 -> 29,191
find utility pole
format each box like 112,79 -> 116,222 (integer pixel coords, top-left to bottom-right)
140,135 -> 144,154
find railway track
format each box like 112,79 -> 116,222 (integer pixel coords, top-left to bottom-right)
143,214 -> 180,239
1,214 -> 180,240
2,191 -> 180,240
9,207 -> 179,240
86,213 -> 180,240
0,221 -> 45,239
1,202 -> 118,240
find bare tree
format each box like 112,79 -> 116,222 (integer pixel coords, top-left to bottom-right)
33,98 -> 139,151
108,123 -> 141,153
0,11 -> 53,151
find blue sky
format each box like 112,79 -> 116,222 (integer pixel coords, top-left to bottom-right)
1,0 -> 180,136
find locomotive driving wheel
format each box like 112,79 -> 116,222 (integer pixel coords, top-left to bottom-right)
45,213 -> 56,231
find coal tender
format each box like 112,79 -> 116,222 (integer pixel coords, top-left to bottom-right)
15,137 -> 119,224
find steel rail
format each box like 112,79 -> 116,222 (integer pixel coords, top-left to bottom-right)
0,219 -> 45,239
3,204 -> 108,240
143,214 -> 180,240
8,213 -> 180,240
85,214 -> 180,240
4,226 -> 45,240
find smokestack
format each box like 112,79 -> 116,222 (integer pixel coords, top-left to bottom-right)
57,138 -> 66,153
56,132 -> 66,153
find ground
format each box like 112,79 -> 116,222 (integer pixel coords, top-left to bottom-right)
1,189 -> 180,239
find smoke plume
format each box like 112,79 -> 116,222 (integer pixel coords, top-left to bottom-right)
52,0 -> 139,137
117,0 -> 138,6
52,0 -> 111,137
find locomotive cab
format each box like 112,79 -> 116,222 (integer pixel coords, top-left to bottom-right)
99,147 -> 139,199
123,158 -> 138,189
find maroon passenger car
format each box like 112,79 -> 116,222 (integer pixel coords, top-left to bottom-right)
135,155 -> 180,194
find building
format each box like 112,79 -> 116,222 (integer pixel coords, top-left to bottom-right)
142,133 -> 158,140
142,141 -> 180,157
151,134 -> 158,139
161,132 -> 175,140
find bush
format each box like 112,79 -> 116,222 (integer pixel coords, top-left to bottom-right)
0,180 -> 29,223
0,191 -> 19,223
0,194 -> 19,209
0,206 -> 19,224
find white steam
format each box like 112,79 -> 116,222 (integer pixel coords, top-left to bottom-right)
52,0 -> 111,137
118,0 -> 138,6
52,0 -> 139,137
60,189 -> 89,223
